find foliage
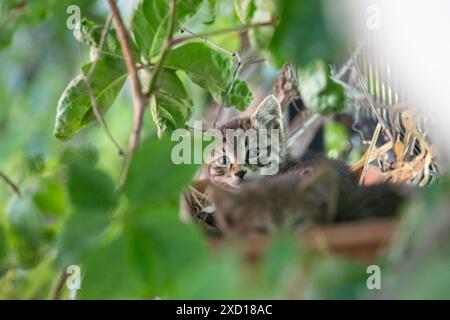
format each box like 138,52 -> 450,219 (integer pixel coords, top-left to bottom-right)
0,0 -> 448,300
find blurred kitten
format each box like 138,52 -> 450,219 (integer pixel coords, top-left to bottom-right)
211,163 -> 412,237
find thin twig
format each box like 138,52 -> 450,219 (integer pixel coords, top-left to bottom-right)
179,27 -> 239,59
83,14 -> 125,156
0,0 -> 26,33
50,270 -> 69,300
108,0 -> 149,189
359,123 -> 381,186
0,170 -> 21,196
350,51 -> 394,142
170,20 -> 275,47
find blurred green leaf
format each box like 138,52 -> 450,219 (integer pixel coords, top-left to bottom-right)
324,122 -> 350,159
234,0 -> 257,24
0,0 -> 47,49
125,206 -> 207,296
79,206 -> 207,299
56,162 -> 116,268
170,250 -> 245,299
151,68 -> 193,137
164,42 -> 253,110
269,0 -> 344,67
131,0 -> 203,60
78,235 -> 144,299
125,137 -> 198,205
56,209 -> 111,269
202,0 -> 217,24
6,194 -> 44,267
304,257 -> 367,299
59,145 -> 99,167
392,252 -> 450,299
0,256 -> 56,299
33,177 -> 68,216
298,60 -> 345,115
0,223 -> 7,268
67,163 -> 117,211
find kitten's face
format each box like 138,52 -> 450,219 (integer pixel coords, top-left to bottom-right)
207,95 -> 286,188
211,165 -> 338,236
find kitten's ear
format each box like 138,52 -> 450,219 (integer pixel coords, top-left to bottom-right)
296,165 -> 338,223
251,95 -> 283,131
210,183 -> 245,232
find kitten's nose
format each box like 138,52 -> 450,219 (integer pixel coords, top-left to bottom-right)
235,170 -> 247,179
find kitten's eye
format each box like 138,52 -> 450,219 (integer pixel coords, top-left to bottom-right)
247,148 -> 260,159
217,155 -> 231,165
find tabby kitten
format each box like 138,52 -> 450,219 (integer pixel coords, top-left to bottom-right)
206,94 -> 351,187
206,95 -> 287,187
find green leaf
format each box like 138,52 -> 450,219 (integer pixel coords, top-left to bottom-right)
78,205 -> 206,299
202,0 -> 217,24
125,137 -> 199,206
6,194 -> 44,267
56,162 -> 116,268
33,177 -> 68,217
56,209 -> 111,269
53,56 -> 127,141
151,68 -> 193,137
125,206 -> 207,295
234,0 -> 257,24
131,0 -> 203,60
164,42 -> 253,110
73,18 -> 126,60
59,145 -> 99,167
67,163 -> 117,211
305,257 -> 367,299
78,235 -> 144,299
324,122 -> 350,159
269,0 -> 345,67
298,60 -> 345,115
0,223 -> 7,269
227,79 -> 253,111
240,0 -> 276,51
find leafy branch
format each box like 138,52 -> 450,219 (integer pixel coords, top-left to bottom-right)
108,0 -> 147,190
108,0 -> 177,189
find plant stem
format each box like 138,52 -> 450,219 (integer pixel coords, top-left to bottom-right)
108,0 -> 148,189
0,170 -> 21,196
50,270 -> 69,300
169,20 -> 275,47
